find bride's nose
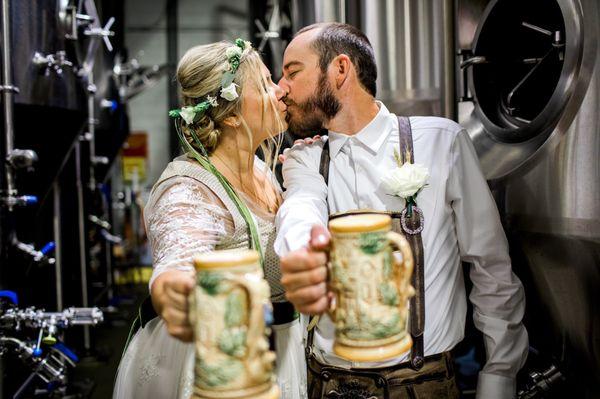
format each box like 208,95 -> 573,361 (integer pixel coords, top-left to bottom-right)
275,83 -> 285,101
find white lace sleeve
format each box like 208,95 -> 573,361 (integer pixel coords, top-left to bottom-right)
144,176 -> 234,289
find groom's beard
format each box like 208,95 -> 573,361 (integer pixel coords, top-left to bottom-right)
285,73 -> 341,137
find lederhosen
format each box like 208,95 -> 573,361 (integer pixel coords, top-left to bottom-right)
306,117 -> 459,399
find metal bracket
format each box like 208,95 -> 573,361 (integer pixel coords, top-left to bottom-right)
0,84 -> 19,93
32,51 -> 74,75
6,149 -> 38,170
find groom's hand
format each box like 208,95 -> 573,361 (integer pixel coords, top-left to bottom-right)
151,270 -> 195,342
280,225 -> 332,315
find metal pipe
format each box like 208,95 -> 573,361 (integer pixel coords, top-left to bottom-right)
338,0 -> 346,23
74,142 -> 91,350
442,0 -> 456,120
53,182 -> 63,311
105,238 -> 113,302
167,0 -> 179,158
1,0 -> 15,196
460,55 -> 487,69
87,72 -> 96,189
403,0 -> 414,92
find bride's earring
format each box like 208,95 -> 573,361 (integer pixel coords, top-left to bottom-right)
223,115 -> 241,128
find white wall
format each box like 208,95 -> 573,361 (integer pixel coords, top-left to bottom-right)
124,0 -> 249,188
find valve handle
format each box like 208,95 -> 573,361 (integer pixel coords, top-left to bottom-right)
40,242 -> 56,256
33,329 -> 44,357
21,195 -> 38,205
42,334 -> 57,346
52,342 -> 79,363
0,290 -> 18,305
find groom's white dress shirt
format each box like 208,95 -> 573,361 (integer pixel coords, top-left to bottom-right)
275,102 -> 528,399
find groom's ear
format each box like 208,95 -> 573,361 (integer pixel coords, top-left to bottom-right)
332,54 -> 351,89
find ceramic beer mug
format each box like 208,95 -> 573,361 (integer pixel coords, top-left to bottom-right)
189,249 -> 279,399
328,213 -> 415,362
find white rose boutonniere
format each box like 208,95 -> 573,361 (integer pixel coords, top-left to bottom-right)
382,152 -> 429,234
382,162 -> 429,199
179,106 -> 196,125
220,83 -> 239,101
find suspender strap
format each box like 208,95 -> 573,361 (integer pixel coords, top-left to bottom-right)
397,116 -> 425,370
319,138 -> 330,186
313,117 -> 426,370
397,116 -> 414,164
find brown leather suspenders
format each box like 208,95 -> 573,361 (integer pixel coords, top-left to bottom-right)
397,116 -> 426,370
316,116 -> 425,370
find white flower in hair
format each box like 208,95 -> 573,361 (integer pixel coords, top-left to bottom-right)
225,45 -> 243,59
179,106 -> 196,125
382,162 -> 429,199
220,83 -> 239,101
242,40 -> 252,50
207,95 -> 218,107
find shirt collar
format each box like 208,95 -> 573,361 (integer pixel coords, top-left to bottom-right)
328,101 -> 392,158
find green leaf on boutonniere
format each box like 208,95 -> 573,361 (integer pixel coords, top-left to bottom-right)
393,148 -> 403,167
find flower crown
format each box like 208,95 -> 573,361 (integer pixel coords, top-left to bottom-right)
169,38 -> 252,125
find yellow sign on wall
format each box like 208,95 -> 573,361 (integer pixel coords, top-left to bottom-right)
122,132 -> 148,182
122,156 -> 147,182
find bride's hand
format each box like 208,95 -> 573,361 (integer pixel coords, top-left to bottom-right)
151,270 -> 195,342
278,135 -> 322,163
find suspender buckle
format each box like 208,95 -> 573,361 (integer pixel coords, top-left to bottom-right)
410,355 -> 425,371
400,206 -> 424,235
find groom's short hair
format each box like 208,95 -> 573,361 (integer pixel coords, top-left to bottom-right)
296,22 -> 377,97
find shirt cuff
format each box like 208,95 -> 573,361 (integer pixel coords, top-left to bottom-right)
476,372 -> 516,399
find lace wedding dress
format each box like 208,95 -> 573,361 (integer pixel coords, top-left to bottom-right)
113,156 -> 307,399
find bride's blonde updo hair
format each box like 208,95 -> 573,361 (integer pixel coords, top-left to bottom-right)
175,41 -> 283,169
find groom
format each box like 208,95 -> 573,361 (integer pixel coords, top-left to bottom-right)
275,22 -> 528,399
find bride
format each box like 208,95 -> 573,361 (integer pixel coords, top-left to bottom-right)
113,39 -> 306,399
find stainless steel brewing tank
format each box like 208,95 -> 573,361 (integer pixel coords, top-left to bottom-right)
9,0 -> 86,110
459,0 -> 595,181
458,0 -> 600,395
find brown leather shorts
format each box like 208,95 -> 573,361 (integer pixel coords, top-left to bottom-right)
307,352 -> 460,399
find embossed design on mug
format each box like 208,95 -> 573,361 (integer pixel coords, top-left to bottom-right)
328,214 -> 415,362
190,249 -> 279,399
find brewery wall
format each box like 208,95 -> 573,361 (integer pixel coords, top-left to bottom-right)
124,0 -> 250,186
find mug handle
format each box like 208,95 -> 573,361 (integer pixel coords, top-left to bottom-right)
326,256 -> 337,322
225,274 -> 262,361
386,231 -> 415,310
188,274 -> 258,354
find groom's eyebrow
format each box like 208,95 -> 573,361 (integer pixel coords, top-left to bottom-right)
283,61 -> 303,70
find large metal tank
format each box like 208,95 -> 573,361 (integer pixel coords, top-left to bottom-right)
457,0 -> 599,396
6,0 -> 87,201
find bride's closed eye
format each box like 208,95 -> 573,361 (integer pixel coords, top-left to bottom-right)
260,75 -> 272,92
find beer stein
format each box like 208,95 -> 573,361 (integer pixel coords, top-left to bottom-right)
189,249 -> 279,399
328,213 -> 415,362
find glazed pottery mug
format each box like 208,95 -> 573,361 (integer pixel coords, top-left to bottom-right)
327,213 -> 415,362
189,249 -> 279,399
